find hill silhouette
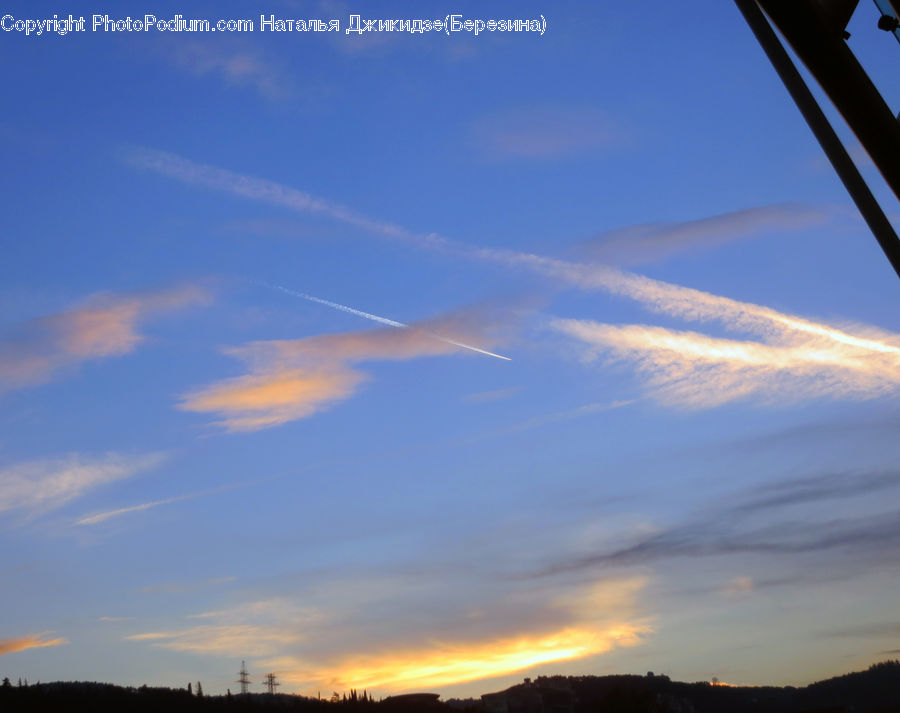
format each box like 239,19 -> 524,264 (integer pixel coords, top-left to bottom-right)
1,661 -> 899,712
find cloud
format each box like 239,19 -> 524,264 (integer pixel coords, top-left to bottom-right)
463,387 -> 522,403
0,286 -> 210,393
129,625 -> 298,658
0,633 -> 68,656
265,577 -> 649,693
162,41 -> 286,99
471,106 -> 625,159
721,577 -> 754,596
577,204 -> 829,265
825,622 -> 900,639
123,148 -> 447,250
550,317 -> 900,408
512,251 -> 900,409
138,576 -> 237,595
179,306 -> 509,431
0,452 -> 164,518
125,149 -> 833,275
126,599 -> 318,657
531,469 -> 900,579
76,481 -> 250,525
270,624 -> 647,693
76,497 -> 187,526
124,150 -> 899,412
129,579 -> 649,694
732,470 -> 900,515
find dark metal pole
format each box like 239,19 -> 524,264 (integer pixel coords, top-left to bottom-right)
734,0 -> 900,280
760,0 -> 900,202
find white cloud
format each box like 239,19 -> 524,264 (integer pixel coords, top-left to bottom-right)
0,452 -> 165,517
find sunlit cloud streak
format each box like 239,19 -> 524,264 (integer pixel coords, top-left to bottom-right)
264,577 -> 650,694
550,314 -> 900,408
126,150 -> 900,409
268,284 -> 511,360
0,452 -> 164,518
0,633 -> 68,656
129,579 -> 649,694
0,286 -> 210,393
179,305 -> 510,431
269,624 -> 647,693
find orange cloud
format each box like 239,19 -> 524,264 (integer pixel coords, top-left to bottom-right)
180,309 -> 507,431
128,578 -> 649,695
270,623 -> 648,693
0,633 -> 68,656
264,577 -> 650,694
0,286 -> 210,393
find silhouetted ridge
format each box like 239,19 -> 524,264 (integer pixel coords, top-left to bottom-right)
2,661 -> 899,712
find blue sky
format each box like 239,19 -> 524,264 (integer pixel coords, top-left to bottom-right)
2,0 -> 900,699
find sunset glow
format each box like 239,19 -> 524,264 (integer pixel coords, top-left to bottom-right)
273,624 -> 650,693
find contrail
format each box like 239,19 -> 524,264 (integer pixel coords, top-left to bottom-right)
267,283 -> 511,361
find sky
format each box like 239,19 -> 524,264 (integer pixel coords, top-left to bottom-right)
2,0 -> 900,700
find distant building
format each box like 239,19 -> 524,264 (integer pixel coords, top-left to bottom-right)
480,678 -> 575,713
382,693 -> 442,709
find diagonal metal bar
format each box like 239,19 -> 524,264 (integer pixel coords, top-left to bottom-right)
734,0 -> 900,280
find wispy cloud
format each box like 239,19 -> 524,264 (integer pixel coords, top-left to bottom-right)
162,41 -> 286,99
577,204 -> 829,265
0,633 -> 68,656
825,622 -> 900,639
532,468 -> 900,579
487,248 -> 900,408
125,150 -> 899,411
471,106 -> 625,159
264,577 -> 649,693
463,386 -> 522,403
129,579 -> 649,694
123,147 -> 447,250
268,285 -> 511,360
138,576 -> 237,595
179,304 -> 510,431
550,310 -> 900,408
270,624 -> 646,693
126,599 -> 317,657
0,286 -> 210,393
129,625 -> 298,658
76,497 -> 186,526
76,481 -> 250,526
0,452 -> 164,518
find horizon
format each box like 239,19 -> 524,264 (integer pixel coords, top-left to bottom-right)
5,659 -> 900,699
2,0 -> 900,702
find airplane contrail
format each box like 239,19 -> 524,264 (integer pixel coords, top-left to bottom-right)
266,283 -> 511,361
